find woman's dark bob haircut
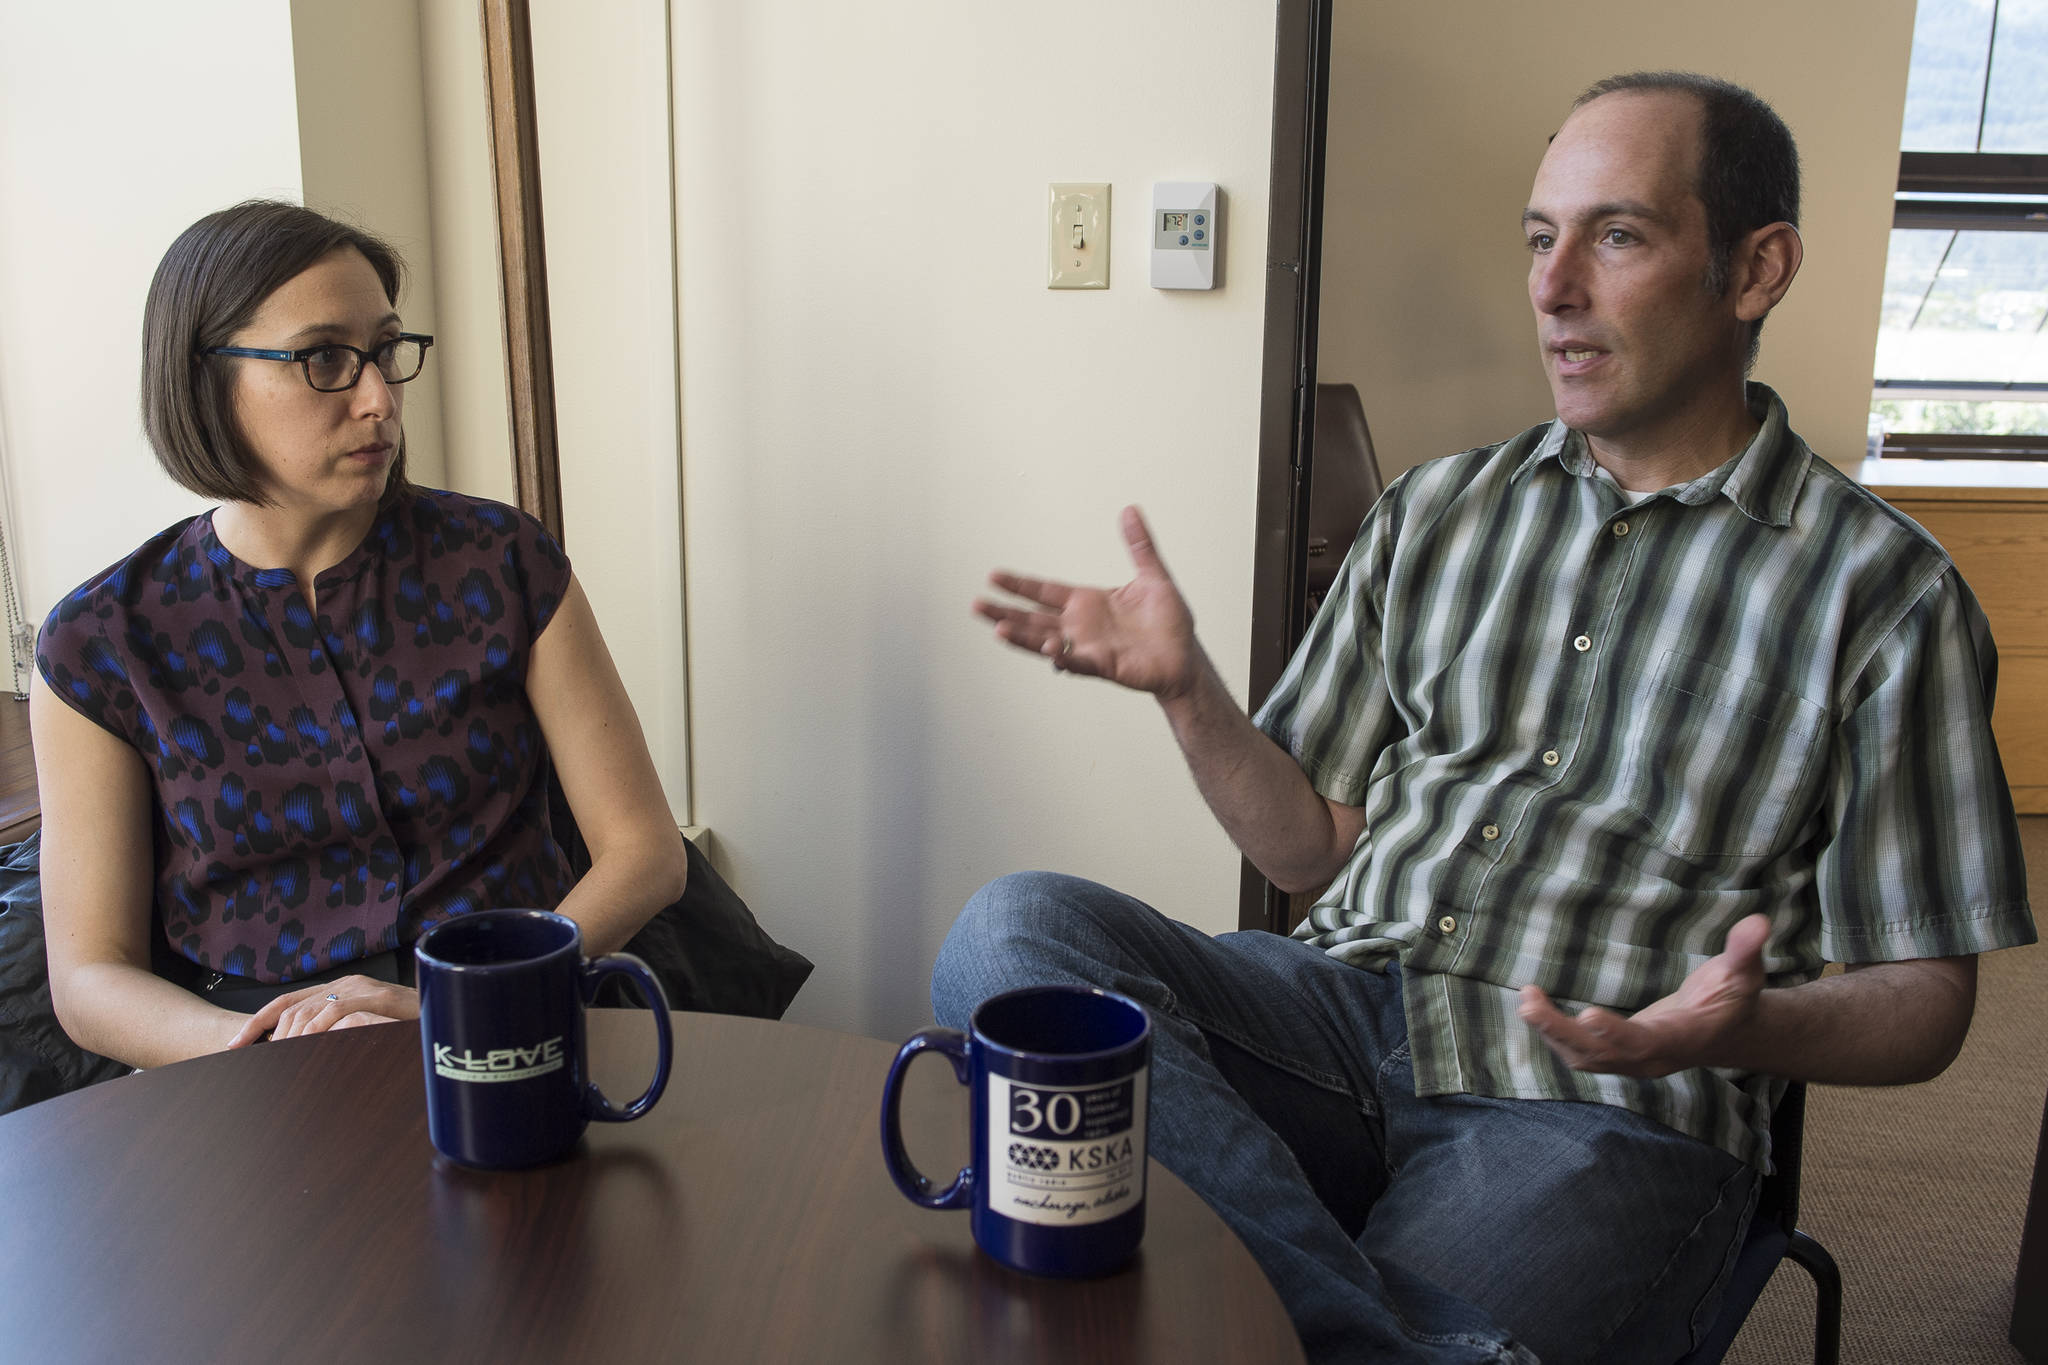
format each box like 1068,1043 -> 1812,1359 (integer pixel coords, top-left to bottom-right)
141,200 -> 413,505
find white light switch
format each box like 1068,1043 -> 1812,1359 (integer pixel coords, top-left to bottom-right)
1151,182 -> 1218,290
1048,183 -> 1110,290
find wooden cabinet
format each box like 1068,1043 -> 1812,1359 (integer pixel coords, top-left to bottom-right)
1863,460 -> 2048,814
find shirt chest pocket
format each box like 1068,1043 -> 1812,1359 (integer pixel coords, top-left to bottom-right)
1620,650 -> 1828,859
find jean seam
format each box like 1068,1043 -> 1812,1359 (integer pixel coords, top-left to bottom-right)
1684,1171 -> 1763,1350
1380,1291 -> 1529,1360
1376,1039 -> 1412,1090
1585,1158 -> 1759,1358
1374,1042 -> 1412,1180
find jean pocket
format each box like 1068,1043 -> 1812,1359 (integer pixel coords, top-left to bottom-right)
1620,651 -> 1826,859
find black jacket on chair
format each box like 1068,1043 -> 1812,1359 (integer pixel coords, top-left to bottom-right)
0,834 -> 129,1116
546,777 -> 814,1018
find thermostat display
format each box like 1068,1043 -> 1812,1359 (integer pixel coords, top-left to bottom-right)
1151,183 -> 1218,290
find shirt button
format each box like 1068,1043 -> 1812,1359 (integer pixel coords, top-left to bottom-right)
1542,749 -> 1560,766
1481,823 -> 1500,841
1573,634 -> 1592,652
1613,521 -> 1630,537
1438,915 -> 1457,934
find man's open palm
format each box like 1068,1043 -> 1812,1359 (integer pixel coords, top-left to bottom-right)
1517,913 -> 1772,1078
974,506 -> 1199,699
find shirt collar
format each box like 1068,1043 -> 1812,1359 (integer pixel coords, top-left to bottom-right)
200,490 -> 409,592
1511,383 -> 1812,528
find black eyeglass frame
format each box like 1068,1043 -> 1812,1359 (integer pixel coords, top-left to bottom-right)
200,332 -> 435,392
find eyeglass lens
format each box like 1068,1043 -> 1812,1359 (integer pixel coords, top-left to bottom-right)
305,338 -> 427,392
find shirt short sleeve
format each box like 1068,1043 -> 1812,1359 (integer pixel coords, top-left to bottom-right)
1253,474 -> 1406,807
33,525 -> 190,748
1816,569 -> 2034,962
36,596 -> 134,744
465,496 -> 573,641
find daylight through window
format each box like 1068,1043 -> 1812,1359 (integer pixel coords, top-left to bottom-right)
1872,0 -> 2048,458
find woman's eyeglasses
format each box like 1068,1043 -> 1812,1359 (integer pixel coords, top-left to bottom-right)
201,333 -> 434,393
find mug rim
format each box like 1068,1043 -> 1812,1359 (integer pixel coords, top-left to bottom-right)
969,984 -> 1150,1063
414,907 -> 580,974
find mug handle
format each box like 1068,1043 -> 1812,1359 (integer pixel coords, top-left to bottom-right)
880,1028 -> 974,1210
578,951 -> 674,1122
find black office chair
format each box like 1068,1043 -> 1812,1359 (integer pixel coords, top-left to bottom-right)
1676,1081 -> 1842,1365
1306,381 -> 1386,619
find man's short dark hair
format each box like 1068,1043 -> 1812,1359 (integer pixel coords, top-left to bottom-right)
141,200 -> 413,505
1574,71 -> 1801,368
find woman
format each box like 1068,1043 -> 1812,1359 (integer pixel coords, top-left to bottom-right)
32,201 -> 688,1067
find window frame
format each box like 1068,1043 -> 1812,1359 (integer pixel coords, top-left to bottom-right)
1877,151 -> 2048,459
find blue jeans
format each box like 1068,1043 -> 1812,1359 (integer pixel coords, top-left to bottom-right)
931,873 -> 1758,1365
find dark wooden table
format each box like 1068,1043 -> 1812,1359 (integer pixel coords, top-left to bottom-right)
0,1011 -> 1304,1364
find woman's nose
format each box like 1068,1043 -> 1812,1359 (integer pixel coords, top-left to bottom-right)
350,363 -> 399,416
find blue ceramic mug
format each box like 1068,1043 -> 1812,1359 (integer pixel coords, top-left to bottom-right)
415,909 -> 672,1169
881,985 -> 1151,1277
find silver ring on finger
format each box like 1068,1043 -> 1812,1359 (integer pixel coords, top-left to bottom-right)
1058,635 -> 1074,661
326,993 -> 340,1002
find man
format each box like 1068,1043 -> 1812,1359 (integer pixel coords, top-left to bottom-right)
939,72 -> 2037,1364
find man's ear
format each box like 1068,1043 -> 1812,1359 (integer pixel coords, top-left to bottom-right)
1733,221 -> 1802,324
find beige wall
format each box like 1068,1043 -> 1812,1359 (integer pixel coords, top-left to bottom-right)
419,1 -> 516,508
1318,0 -> 1916,480
413,2 -> 694,822
290,0 -> 448,490
672,1 -> 1279,1038
530,0 -> 692,824
0,3 -> 300,651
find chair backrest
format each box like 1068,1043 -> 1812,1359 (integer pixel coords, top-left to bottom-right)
1758,1080 -> 1808,1233
1307,382 -> 1386,612
1674,1078 -> 1839,1365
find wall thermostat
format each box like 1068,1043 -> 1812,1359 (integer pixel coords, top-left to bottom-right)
1151,182 -> 1218,290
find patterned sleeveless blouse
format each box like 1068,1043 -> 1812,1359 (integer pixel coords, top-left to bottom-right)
37,487 -> 577,984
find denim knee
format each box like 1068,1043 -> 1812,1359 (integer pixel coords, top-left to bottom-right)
931,871 -> 1115,1027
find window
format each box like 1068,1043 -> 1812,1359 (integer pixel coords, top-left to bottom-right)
1872,0 -> 2048,458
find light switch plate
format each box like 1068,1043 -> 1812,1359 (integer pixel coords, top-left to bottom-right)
1048,183 -> 1110,289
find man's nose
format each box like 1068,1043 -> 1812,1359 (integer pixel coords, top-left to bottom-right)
1530,244 -> 1587,315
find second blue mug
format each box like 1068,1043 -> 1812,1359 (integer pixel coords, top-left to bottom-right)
881,985 -> 1151,1277
415,909 -> 672,1169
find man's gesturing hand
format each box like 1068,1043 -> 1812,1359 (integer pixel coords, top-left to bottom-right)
1517,913 -> 1771,1078
974,506 -> 1200,699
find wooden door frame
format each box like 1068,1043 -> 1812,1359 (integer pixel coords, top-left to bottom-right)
480,0 -> 565,543
1240,0 -> 1334,932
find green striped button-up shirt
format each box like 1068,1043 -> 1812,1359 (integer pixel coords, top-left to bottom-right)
1253,385 -> 2036,1169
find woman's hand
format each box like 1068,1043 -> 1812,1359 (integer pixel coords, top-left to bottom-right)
227,976 -> 420,1048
